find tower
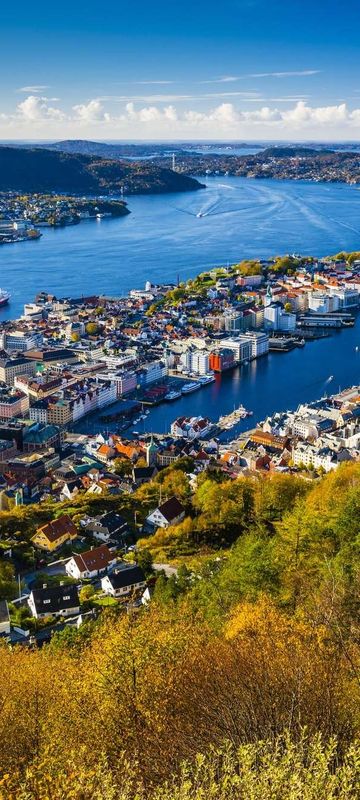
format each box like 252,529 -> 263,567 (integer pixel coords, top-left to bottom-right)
264,284 -> 273,307
146,433 -> 158,466
172,152 -> 176,171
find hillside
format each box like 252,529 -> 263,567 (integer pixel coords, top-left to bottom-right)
0,146 -> 205,195
2,464 -> 360,797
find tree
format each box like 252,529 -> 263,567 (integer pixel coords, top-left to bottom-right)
85,322 -> 100,335
0,560 -> 18,600
79,584 -> 95,603
114,457 -> 132,477
136,548 -> 153,577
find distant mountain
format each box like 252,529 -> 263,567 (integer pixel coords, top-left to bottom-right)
0,146 -> 205,195
45,140 -> 188,158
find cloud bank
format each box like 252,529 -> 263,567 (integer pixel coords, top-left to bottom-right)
2,95 -> 360,139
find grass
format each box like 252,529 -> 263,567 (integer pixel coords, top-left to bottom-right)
92,595 -> 118,607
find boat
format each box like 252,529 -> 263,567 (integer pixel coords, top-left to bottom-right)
181,382 -> 201,395
0,289 -> 10,307
165,390 -> 182,401
199,374 -> 215,385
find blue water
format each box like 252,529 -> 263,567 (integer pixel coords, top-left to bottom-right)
2,174 -> 360,437
2,176 -> 360,320
77,325 -> 360,440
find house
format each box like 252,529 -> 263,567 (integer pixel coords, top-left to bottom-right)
28,584 -> 80,619
65,544 -> 116,580
31,515 -> 78,552
146,496 -> 185,529
83,510 -> 128,543
0,600 -> 10,636
132,465 -> 158,485
101,564 -> 146,597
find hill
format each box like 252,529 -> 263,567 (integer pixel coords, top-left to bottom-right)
44,139 -> 189,158
0,146 -> 205,195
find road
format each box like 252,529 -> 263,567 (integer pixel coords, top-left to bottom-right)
153,563 -> 178,578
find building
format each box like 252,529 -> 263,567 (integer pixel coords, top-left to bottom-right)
28,584 -> 80,619
308,292 -> 336,314
264,302 -> 296,332
137,360 -> 167,387
29,399 -> 49,424
237,331 -> 269,359
23,423 -> 60,453
82,511 -> 128,543
223,337 -> 253,363
180,349 -> 210,375
101,564 -> 146,597
0,330 -> 43,352
65,544 -> 116,581
32,515 -> 78,551
0,387 -> 29,420
146,496 -> 185,529
209,348 -> 235,372
170,415 -> 213,439
0,355 -> 36,386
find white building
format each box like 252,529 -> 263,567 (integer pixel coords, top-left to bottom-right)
101,565 -> 146,597
264,302 -> 296,332
223,337 -> 253,363
137,360 -> 167,386
65,544 -> 116,581
146,496 -> 185,529
171,415 -> 212,439
237,331 -> 269,359
308,292 -> 338,314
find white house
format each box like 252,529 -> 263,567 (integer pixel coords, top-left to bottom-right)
65,544 -> 116,581
101,564 -> 146,597
28,584 -> 80,619
146,496 -> 185,529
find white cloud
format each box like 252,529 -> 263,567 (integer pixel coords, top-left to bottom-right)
248,70 -> 321,78
3,96 -> 360,139
202,70 -> 320,84
72,99 -> 110,123
17,95 -> 65,122
17,85 -> 50,93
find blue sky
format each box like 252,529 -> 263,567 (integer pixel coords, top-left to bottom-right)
1,0 -> 360,140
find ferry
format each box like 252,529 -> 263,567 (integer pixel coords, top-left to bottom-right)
181,381 -> 201,395
0,289 -> 10,307
165,390 -> 182,401
199,374 -> 215,385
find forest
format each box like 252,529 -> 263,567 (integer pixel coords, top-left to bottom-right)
1,463 -> 360,798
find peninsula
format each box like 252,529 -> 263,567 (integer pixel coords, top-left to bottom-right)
0,145 -> 205,195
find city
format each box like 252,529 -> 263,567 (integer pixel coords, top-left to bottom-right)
2,0 -> 360,797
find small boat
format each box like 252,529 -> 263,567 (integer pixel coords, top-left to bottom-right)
0,289 -> 10,307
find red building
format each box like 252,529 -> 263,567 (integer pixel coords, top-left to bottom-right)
209,348 -> 235,372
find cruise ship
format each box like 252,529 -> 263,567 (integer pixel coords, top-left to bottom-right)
0,289 -> 10,307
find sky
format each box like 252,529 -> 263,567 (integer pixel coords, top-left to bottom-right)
1,0 -> 360,141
